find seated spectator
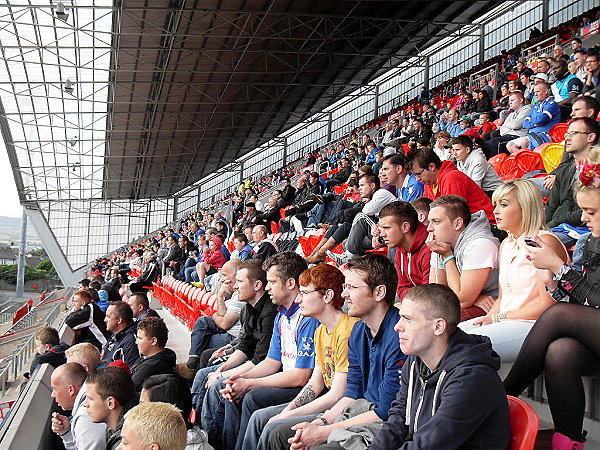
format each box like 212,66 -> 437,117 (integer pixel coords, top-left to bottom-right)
252,198 -> 281,227
459,180 -> 568,362
190,260 -> 277,419
427,195 -> 499,321
51,344 -> 107,449
582,51 -> 599,97
240,264 -> 357,450
307,174 -> 396,263
101,301 -> 140,368
83,366 -> 137,450
250,225 -> 278,261
125,292 -> 159,322
324,158 -> 352,191
268,254 -> 405,450
281,178 -> 296,205
50,362 -> 108,450
129,251 -> 161,293
546,118 -> 599,247
481,91 -> 532,158
201,253 -> 318,450
372,201 -> 431,299
506,82 -> 561,152
411,196 -> 432,226
121,402 -> 187,450
130,317 -> 176,390
379,153 -> 424,202
431,130 -> 452,161
65,290 -> 109,350
195,236 -> 227,288
141,374 -> 212,449
89,281 -> 110,312
369,284 -> 509,450
450,135 -> 502,196
407,148 -> 495,223
550,59 -> 584,117
162,235 -> 186,277
504,148 -> 600,450
230,233 -> 253,261
186,260 -> 244,370
437,108 -> 462,137
27,326 -> 69,379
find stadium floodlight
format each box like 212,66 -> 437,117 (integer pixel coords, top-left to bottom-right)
64,79 -> 74,95
55,3 -> 69,22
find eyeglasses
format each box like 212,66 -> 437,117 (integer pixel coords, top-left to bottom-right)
342,283 -> 372,291
298,289 -> 322,296
564,131 -> 592,138
412,168 -> 428,177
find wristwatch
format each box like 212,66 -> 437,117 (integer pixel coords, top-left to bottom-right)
553,264 -> 571,281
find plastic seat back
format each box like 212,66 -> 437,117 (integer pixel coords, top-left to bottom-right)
549,123 -> 568,143
540,142 -> 564,174
507,396 -> 539,450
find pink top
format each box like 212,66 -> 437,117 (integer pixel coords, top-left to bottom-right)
498,230 -> 565,315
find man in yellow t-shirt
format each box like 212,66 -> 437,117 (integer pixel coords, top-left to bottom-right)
240,263 -> 357,450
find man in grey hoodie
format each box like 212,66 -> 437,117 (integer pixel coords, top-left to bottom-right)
426,195 -> 499,321
369,284 -> 509,450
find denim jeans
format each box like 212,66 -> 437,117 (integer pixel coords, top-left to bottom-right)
241,402 -> 317,450
224,386 -> 302,450
185,266 -> 197,283
190,316 -> 234,357
201,378 -> 228,447
191,363 -> 222,412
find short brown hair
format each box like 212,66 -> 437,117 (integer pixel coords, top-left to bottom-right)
299,264 -> 345,310
263,252 -> 308,284
405,284 -> 461,336
36,326 -> 59,347
239,259 -> 267,288
87,366 -> 135,407
109,301 -> 134,324
379,201 -> 419,232
137,317 -> 169,348
430,195 -> 471,226
346,254 -> 398,305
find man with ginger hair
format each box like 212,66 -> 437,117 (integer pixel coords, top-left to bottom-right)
118,402 -> 187,450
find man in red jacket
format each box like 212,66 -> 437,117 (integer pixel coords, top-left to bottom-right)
372,201 -> 431,299
407,148 -> 495,223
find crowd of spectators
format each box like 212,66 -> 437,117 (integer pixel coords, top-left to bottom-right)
24,9 -> 600,450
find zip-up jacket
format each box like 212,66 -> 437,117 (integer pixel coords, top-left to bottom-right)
29,342 -> 70,373
65,302 -> 110,350
369,330 -> 509,450
130,347 -> 177,390
101,323 -> 140,368
395,223 -> 431,300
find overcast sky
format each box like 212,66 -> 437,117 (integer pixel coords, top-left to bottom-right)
0,139 -> 24,218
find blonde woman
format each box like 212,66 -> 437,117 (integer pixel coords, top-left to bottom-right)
459,179 -> 568,362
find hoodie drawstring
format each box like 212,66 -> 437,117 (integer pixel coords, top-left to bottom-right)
432,370 -> 447,416
405,360 -> 416,426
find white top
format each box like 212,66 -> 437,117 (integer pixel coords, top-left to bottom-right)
431,238 -> 499,271
456,148 -> 502,192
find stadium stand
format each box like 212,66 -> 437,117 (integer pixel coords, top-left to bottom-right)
2,1 -> 600,449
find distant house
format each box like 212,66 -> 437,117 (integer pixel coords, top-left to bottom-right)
0,248 -> 17,265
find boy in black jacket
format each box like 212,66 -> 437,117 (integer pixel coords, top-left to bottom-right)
369,284 -> 509,450
130,317 -> 176,390
26,326 -> 69,378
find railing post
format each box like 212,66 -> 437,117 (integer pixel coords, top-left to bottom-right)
479,24 -> 485,64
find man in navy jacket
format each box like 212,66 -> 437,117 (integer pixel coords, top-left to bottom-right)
369,284 -> 509,450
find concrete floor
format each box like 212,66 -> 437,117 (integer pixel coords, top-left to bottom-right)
154,303 -> 192,364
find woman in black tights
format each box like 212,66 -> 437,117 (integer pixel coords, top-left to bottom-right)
503,150 -> 600,450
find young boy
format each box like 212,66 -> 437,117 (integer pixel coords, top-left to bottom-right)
25,327 -> 69,379
130,317 -> 176,390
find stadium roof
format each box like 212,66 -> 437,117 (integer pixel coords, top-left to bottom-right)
0,0 -> 499,204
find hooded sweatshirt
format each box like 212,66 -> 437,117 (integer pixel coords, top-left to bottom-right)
431,211 -> 500,300
130,347 -> 177,390
455,148 -> 502,193
424,161 -> 495,223
369,330 -> 509,450
395,223 -> 431,300
201,238 -> 226,269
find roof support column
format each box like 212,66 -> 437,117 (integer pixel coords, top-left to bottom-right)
15,209 -> 27,298
479,24 -> 485,64
282,137 -> 288,167
424,56 -> 430,91
373,85 -> 380,119
25,207 -> 83,287
541,0 -> 549,32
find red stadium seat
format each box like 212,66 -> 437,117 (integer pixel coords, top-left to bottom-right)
507,396 -> 540,450
549,123 -> 568,143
